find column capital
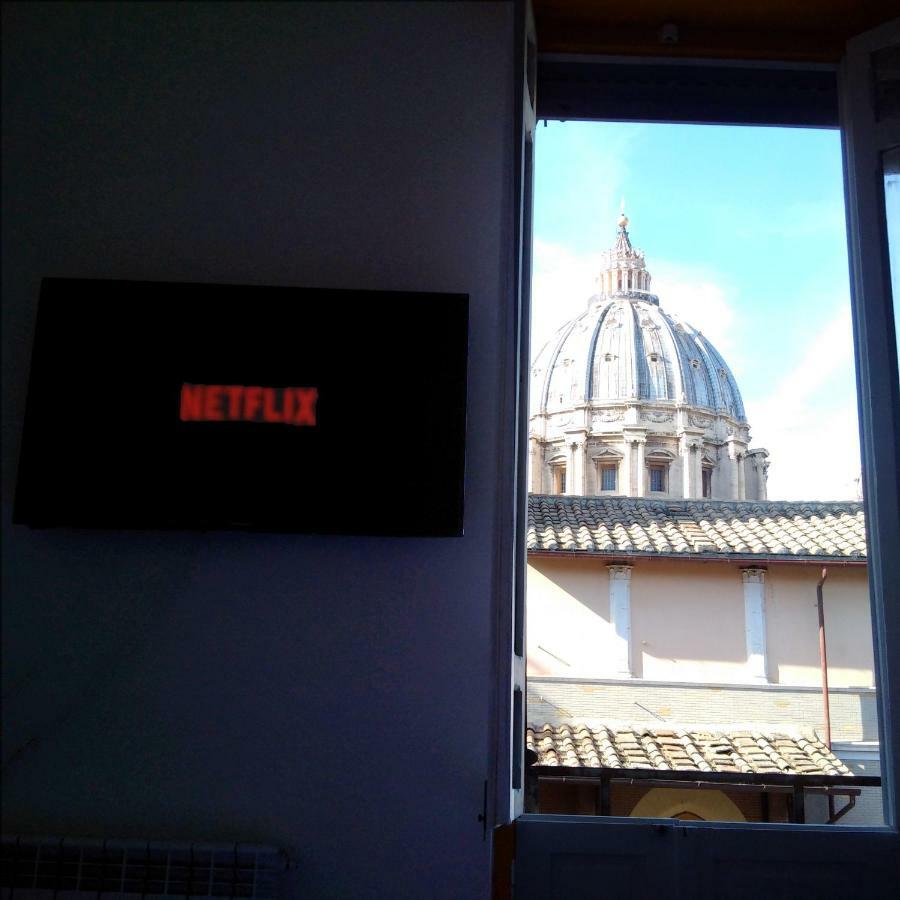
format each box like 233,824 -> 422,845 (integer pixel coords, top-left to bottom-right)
741,566 -> 768,683
678,429 -> 703,450
607,563 -> 634,580
727,434 -> 748,459
741,566 -> 767,583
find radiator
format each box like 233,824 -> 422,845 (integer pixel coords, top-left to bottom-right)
1,836 -> 286,899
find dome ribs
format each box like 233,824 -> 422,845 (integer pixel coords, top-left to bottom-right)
539,313 -> 583,411
584,301 -> 616,400
538,290 -> 746,410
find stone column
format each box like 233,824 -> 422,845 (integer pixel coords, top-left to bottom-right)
681,443 -> 693,498
621,438 -> 633,497
622,426 -> 646,497
741,568 -> 768,683
727,436 -> 747,501
745,450 -> 769,501
730,454 -> 741,500
679,429 -> 704,498
581,440 -> 591,494
634,437 -> 646,497
759,460 -> 769,500
567,441 -> 578,495
737,453 -> 746,500
563,430 -> 587,495
607,564 -> 634,677
529,436 -> 543,493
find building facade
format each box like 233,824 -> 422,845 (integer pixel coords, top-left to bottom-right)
529,212 -> 769,501
525,494 -> 881,823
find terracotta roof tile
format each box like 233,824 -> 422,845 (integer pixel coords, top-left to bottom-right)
527,722 -> 853,777
527,495 -> 866,560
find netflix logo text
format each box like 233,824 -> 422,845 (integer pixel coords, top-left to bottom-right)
180,384 -> 318,426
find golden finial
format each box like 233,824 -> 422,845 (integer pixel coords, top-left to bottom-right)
617,198 -> 629,230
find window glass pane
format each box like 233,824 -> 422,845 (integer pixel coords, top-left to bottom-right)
554,468 -> 566,494
883,145 -> 900,383
527,122 -> 881,826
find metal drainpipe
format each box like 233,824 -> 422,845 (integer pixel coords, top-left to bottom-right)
817,567 -> 834,822
817,568 -> 831,749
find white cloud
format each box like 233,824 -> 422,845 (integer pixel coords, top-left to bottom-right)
530,240 -> 601,356
760,307 -> 854,411
755,398 -> 862,501
650,261 -> 738,359
749,306 -> 861,500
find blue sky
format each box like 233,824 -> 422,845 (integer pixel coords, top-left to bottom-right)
532,121 -> 861,500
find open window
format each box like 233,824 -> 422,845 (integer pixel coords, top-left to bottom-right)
502,8 -> 900,896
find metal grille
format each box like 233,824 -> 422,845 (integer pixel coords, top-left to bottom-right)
1,836 -> 285,899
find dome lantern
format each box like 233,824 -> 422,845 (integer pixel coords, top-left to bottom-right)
597,206 -> 656,303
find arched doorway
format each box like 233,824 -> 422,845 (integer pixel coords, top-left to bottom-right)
629,788 -> 746,822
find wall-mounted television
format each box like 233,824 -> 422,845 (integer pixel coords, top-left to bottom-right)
14,279 -> 468,536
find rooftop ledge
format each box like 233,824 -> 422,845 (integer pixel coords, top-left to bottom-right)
528,675 -> 877,694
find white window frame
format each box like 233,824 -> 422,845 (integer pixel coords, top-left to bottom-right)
498,10 -> 900,888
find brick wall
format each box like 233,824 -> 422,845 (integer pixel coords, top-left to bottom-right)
527,676 -> 879,742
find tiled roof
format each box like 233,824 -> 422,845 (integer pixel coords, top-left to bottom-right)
527,495 -> 866,560
527,722 -> 852,777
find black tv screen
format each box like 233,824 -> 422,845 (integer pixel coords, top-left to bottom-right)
15,279 -> 468,536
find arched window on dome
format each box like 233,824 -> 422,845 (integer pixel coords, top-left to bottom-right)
645,449 -> 676,494
702,465 -> 713,498
601,464 -> 617,492
549,457 -> 567,495
555,467 -> 566,494
592,448 -> 623,494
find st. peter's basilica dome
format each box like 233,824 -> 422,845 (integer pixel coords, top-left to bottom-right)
529,211 -> 769,501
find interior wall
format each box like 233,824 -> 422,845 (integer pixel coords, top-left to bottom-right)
1,4 -> 513,898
